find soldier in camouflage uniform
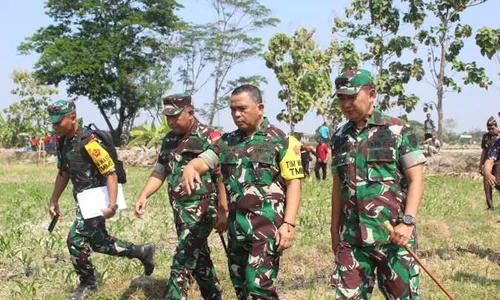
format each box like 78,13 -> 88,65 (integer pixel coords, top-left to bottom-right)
182,85 -> 304,299
479,117 -> 500,211
47,100 -> 155,300
330,70 -> 426,300
135,93 -> 223,300
483,125 -> 500,203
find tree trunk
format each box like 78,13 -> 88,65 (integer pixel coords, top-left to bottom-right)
95,100 -> 120,146
436,34 -> 447,140
209,77 -> 220,126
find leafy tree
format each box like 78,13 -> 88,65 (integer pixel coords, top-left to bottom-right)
176,24 -> 216,95
0,70 -> 58,147
136,65 -> 173,127
413,0 -> 493,139
264,28 -> 334,133
476,26 -> 500,90
19,0 -> 182,146
179,0 -> 279,125
331,0 -> 425,116
475,27 -> 500,61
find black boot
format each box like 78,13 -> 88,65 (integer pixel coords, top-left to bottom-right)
68,272 -> 98,300
132,243 -> 155,276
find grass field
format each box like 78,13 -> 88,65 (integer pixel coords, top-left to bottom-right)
0,162 -> 499,299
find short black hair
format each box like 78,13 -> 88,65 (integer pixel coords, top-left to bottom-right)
231,84 -> 262,104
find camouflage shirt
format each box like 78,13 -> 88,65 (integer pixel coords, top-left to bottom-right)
154,121 -> 221,225
481,132 -> 499,150
487,139 -> 500,162
331,109 -> 426,246
199,118 -> 304,235
57,127 -> 116,196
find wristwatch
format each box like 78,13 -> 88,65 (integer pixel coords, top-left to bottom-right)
110,204 -> 119,213
402,214 -> 416,226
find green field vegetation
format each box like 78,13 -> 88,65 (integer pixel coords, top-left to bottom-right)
0,163 -> 499,299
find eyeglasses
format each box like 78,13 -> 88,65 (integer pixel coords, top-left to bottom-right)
487,126 -> 496,130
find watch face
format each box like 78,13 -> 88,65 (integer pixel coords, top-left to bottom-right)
403,215 -> 415,224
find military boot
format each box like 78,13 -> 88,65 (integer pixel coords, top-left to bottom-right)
68,272 -> 98,300
132,243 -> 155,276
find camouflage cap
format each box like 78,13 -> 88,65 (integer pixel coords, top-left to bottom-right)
487,116 -> 497,127
334,69 -> 373,96
162,93 -> 192,116
48,99 -> 76,123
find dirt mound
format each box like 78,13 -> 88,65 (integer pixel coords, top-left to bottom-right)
118,147 -> 158,166
424,148 -> 481,174
0,145 -> 485,175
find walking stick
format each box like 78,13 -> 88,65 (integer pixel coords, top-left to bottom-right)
219,232 -> 228,255
383,221 -> 455,300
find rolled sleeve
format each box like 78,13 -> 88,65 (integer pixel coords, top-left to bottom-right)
153,163 -> 166,176
399,126 -> 426,170
400,151 -> 426,170
199,149 -> 219,170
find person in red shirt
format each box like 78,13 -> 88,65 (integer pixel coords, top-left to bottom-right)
315,140 -> 329,180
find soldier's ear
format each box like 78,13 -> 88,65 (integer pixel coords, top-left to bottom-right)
369,88 -> 376,104
257,103 -> 264,115
69,112 -> 77,122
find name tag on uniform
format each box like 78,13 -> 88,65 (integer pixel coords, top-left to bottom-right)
76,184 -> 127,219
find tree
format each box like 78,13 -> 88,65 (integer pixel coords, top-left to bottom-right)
264,28 -> 335,133
127,116 -> 170,154
414,0 -> 492,139
191,0 -> 279,126
331,0 -> 425,116
476,26 -> 500,89
0,70 -> 58,147
19,0 -> 182,146
136,65 -> 173,127
176,24 -> 216,96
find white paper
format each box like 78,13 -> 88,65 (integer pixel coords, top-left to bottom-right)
76,184 -> 127,219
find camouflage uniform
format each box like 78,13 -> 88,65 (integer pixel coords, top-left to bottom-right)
486,138 -> 500,191
57,127 -> 134,282
481,125 -> 500,209
331,70 -> 427,300
154,120 -> 222,300
199,117 -> 304,299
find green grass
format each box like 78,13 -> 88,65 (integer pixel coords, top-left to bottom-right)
0,163 -> 499,299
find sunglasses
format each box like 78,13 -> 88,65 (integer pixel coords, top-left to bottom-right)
47,103 -> 66,114
334,78 -> 349,90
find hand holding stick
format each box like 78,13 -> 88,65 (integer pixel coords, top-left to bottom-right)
383,221 -> 455,300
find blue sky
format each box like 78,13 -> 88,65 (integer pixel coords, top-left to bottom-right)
1,0 -> 499,134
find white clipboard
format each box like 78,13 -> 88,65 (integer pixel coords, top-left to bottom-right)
76,184 -> 127,219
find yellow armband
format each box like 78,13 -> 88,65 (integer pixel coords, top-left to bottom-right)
84,140 -> 115,175
279,136 -> 304,180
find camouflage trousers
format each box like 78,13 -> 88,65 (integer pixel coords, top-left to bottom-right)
164,217 -> 222,300
483,176 -> 500,210
332,240 -> 420,300
228,217 -> 281,300
67,207 -> 133,281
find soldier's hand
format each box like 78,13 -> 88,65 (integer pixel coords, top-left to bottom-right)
101,207 -> 116,219
182,165 -> 202,196
49,203 -> 62,219
485,173 -> 497,187
215,209 -> 228,233
388,223 -> 413,247
135,197 -> 147,219
276,222 -> 295,252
